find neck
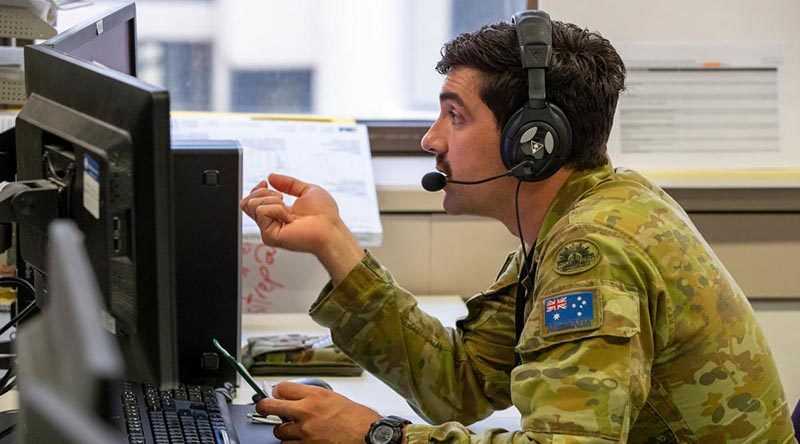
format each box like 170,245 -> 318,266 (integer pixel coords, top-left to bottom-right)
497,168 -> 573,246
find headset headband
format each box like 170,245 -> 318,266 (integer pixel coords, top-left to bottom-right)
511,11 -> 552,109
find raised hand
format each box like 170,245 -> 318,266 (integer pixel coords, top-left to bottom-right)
240,173 -> 364,283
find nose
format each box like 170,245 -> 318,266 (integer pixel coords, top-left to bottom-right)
421,119 -> 446,155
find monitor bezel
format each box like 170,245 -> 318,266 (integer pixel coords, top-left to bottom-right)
43,1 -> 137,76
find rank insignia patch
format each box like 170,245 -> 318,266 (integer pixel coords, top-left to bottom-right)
555,239 -> 601,275
542,291 -> 601,335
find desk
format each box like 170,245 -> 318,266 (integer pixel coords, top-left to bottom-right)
236,296 -> 521,431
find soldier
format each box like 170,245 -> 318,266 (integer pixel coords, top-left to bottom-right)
240,11 -> 796,444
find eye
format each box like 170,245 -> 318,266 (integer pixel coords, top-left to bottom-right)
448,110 -> 461,124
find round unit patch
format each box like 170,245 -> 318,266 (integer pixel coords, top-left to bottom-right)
555,239 -> 601,275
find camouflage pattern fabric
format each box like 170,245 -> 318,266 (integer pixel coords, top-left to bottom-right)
242,334 -> 363,376
309,163 -> 796,443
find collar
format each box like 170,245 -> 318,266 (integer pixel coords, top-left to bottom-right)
532,162 -> 615,261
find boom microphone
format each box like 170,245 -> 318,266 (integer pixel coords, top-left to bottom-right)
421,172 -> 448,191
421,165 -> 524,192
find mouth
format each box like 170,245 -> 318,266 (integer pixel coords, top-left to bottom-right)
435,158 -> 451,177
436,167 -> 452,179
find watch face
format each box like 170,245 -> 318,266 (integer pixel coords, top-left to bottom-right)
371,424 -> 394,444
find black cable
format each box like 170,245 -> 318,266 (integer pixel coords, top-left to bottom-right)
0,365 -> 13,392
514,181 -> 527,359
447,169 -> 513,185
0,277 -> 38,398
0,276 -> 35,302
0,426 -> 14,440
514,180 -> 535,278
0,301 -> 37,338
0,377 -> 15,397
0,276 -> 39,340
0,422 -> 14,440
514,180 -> 540,366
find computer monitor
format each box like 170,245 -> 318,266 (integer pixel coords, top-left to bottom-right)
19,385 -> 126,444
8,38 -> 178,387
42,1 -> 137,76
16,220 -> 126,444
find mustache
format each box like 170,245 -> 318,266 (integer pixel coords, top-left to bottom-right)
435,155 -> 451,176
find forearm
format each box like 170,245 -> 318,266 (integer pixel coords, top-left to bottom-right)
310,253 -> 510,425
337,290 -> 495,424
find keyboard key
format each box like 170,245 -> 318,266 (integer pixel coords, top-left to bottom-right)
119,382 -> 230,444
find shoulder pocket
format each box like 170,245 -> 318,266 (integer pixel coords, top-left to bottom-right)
515,283 -> 640,359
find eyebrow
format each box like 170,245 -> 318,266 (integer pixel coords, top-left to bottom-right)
439,91 -> 466,108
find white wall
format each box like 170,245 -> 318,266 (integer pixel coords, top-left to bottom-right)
540,0 -> 800,169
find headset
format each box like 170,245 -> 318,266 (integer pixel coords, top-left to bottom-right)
500,10 -> 572,182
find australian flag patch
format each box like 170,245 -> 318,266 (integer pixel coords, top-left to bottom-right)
542,291 -> 600,336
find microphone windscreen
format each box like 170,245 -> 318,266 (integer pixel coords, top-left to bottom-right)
421,172 -> 447,192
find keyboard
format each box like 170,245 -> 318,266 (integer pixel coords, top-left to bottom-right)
112,381 -> 233,444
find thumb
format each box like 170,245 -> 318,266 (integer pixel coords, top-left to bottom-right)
268,173 -> 312,198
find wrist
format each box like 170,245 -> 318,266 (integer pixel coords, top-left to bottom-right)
365,415 -> 410,444
317,221 -> 364,284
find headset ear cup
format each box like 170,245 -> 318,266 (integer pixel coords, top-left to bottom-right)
500,107 -> 525,171
549,102 -> 572,162
500,104 -> 572,182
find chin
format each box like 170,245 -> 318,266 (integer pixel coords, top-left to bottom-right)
441,191 -> 469,215
441,192 -> 459,214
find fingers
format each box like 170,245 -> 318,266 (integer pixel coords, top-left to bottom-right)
241,188 -> 294,224
272,382 -> 321,401
255,203 -> 294,225
248,197 -> 293,222
250,179 -> 268,193
268,173 -> 312,198
255,398 -> 302,421
273,421 -> 304,441
240,186 -> 283,210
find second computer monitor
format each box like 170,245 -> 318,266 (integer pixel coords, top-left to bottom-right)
42,1 -> 137,76
16,41 -> 178,387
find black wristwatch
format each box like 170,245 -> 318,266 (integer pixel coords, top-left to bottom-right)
365,415 -> 410,444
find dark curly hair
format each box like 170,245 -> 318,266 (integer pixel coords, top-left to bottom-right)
436,20 -> 626,170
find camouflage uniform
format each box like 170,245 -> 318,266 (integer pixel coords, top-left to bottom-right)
309,163 -> 796,443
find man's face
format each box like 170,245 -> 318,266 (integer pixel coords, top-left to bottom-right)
421,66 -> 512,216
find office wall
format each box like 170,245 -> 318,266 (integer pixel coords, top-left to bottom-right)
541,0 -> 800,169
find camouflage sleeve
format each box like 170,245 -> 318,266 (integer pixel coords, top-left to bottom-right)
309,251 -> 518,428
406,423 -> 626,443
509,221 -> 659,441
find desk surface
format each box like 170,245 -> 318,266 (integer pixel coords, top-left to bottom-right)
238,296 -> 521,431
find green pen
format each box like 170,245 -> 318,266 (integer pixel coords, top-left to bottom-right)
212,338 -> 270,399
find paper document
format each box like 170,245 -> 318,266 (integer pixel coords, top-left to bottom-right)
171,116 -> 382,246
612,43 -> 786,170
